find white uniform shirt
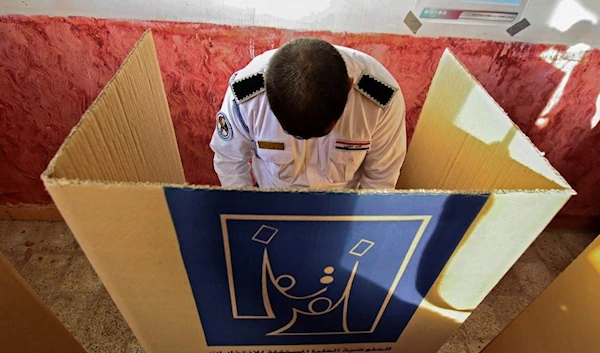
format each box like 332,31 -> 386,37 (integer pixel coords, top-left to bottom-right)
210,46 -> 407,190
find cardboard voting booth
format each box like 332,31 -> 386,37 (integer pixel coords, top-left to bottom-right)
42,31 -> 574,353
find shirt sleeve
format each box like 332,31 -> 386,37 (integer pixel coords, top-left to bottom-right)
359,93 -> 407,190
209,87 -> 255,187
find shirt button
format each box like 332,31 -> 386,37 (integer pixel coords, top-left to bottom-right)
348,158 -> 354,163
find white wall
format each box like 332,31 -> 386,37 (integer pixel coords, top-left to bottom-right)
2,0 -> 599,47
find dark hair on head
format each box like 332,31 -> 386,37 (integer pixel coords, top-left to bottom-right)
266,37 -> 350,139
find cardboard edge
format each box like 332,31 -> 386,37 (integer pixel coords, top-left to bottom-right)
440,48 -> 573,191
41,29 -> 155,183
42,176 -> 575,196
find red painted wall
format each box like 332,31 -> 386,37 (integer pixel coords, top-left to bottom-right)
0,16 -> 599,227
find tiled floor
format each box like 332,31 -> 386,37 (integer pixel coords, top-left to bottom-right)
0,221 -> 596,353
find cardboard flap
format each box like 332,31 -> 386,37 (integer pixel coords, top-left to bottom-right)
0,253 -> 86,353
482,235 -> 600,353
43,30 -> 185,185
398,49 -> 573,193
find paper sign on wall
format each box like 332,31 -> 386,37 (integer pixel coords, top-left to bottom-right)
415,0 -> 529,24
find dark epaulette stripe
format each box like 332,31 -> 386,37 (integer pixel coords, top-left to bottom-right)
355,72 -> 397,109
231,72 -> 265,104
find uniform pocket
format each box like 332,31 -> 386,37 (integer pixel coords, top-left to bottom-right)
327,149 -> 367,183
257,149 -> 295,183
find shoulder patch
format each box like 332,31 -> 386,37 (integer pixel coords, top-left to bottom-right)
231,72 -> 265,104
354,71 -> 398,109
216,112 -> 233,141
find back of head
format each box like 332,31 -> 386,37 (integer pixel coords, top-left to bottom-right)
266,38 -> 350,139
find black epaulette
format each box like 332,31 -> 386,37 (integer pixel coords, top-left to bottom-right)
230,72 -> 265,104
354,71 -> 398,109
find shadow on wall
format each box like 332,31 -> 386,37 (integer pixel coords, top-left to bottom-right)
534,0 -> 600,225
529,44 -> 600,222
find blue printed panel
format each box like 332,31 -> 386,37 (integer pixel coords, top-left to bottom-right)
163,189 -> 488,346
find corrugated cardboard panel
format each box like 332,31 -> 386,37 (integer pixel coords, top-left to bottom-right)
397,49 -> 569,191
42,31 -> 198,353
47,30 -> 185,185
394,50 -> 573,353
0,253 -> 86,353
164,188 -> 488,351
395,192 -> 570,353
482,234 -> 600,353
45,182 -> 205,353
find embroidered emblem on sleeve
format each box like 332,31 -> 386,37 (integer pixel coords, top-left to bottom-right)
216,112 -> 233,141
231,72 -> 265,104
354,71 -> 398,109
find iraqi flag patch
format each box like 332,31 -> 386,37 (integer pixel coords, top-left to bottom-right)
335,140 -> 371,151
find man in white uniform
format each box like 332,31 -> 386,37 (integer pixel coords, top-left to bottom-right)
210,38 -> 406,189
